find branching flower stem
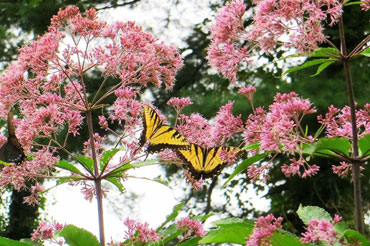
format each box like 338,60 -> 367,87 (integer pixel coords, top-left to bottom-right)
86,109 -> 105,245
338,14 -> 363,233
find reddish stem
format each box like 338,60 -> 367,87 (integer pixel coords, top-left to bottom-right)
338,15 -> 363,233
86,110 -> 106,245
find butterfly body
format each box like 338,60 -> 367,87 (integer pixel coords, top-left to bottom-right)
140,105 -> 189,153
176,144 -> 240,180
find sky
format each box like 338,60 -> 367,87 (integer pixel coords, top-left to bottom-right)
42,0 -> 270,243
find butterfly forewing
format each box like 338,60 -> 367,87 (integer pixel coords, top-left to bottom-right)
140,105 -> 189,153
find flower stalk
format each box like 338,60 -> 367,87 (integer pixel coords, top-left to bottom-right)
86,109 -> 105,245
338,15 -> 363,233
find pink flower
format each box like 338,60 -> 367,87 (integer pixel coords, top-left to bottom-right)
318,104 -> 370,139
245,214 -> 283,246
361,0 -> 370,11
177,217 -> 207,238
31,221 -> 64,241
211,102 -> 244,144
238,87 -> 256,104
207,0 -> 343,83
123,218 -> 159,243
167,97 -> 193,114
244,92 -> 317,181
301,218 -> 339,244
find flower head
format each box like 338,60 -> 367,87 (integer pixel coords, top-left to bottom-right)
177,217 -> 207,238
123,218 -> 159,243
245,214 -> 283,246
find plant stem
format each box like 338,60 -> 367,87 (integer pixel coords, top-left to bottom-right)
86,110 -> 106,245
338,15 -> 363,233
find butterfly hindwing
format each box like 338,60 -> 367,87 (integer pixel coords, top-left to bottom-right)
177,144 -> 241,180
140,105 -> 189,153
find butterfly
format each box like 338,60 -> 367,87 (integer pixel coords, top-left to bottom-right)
0,112 -> 25,165
139,105 -> 189,154
175,143 -> 242,180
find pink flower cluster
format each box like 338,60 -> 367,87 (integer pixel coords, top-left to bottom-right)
31,221 -> 64,242
0,5 -> 183,199
318,104 -> 370,139
208,0 -> 249,83
123,218 -> 159,243
176,217 -> 207,238
361,0 -> 370,11
301,215 -> 343,244
176,102 -> 243,148
208,0 -> 344,82
244,92 -> 318,181
245,214 -> 283,246
167,97 -> 193,114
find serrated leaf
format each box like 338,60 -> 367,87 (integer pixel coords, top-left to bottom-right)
106,177 -> 124,192
55,160 -> 83,175
272,231 -> 308,246
157,202 -> 184,230
100,148 -> 119,167
306,47 -> 340,58
314,137 -> 351,157
0,236 -> 35,246
108,159 -> 158,177
297,205 -> 331,225
358,134 -> 370,157
199,219 -> 253,244
242,142 -> 260,150
343,229 -> 370,245
223,153 -> 268,186
284,59 -> 334,75
76,156 -> 95,173
334,222 -> 348,236
302,142 -> 317,155
56,176 -> 83,185
153,224 -> 182,246
310,61 -> 335,77
178,237 -> 202,246
359,47 -> 370,57
58,225 -> 100,246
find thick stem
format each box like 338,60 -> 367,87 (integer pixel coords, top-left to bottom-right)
338,16 -> 363,233
86,110 -> 106,245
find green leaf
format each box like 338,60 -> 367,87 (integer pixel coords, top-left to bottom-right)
106,177 -> 124,192
76,156 -> 95,173
0,237 -> 35,246
358,134 -> 370,156
359,47 -> 370,57
153,224 -> 182,246
108,159 -> 158,177
100,148 -> 120,167
297,205 -> 331,225
55,160 -> 83,175
343,229 -> 370,246
223,153 -> 268,186
178,237 -> 202,246
310,61 -> 335,77
199,218 -> 253,244
157,202 -> 184,230
284,59 -> 336,75
0,160 -> 12,166
344,1 -> 363,6
242,142 -> 260,150
56,176 -> 83,185
272,231 -> 308,246
57,225 -> 100,246
314,137 -> 351,157
307,47 -> 340,58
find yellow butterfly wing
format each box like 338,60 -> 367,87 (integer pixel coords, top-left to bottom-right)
139,105 -> 189,153
177,144 -> 241,180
